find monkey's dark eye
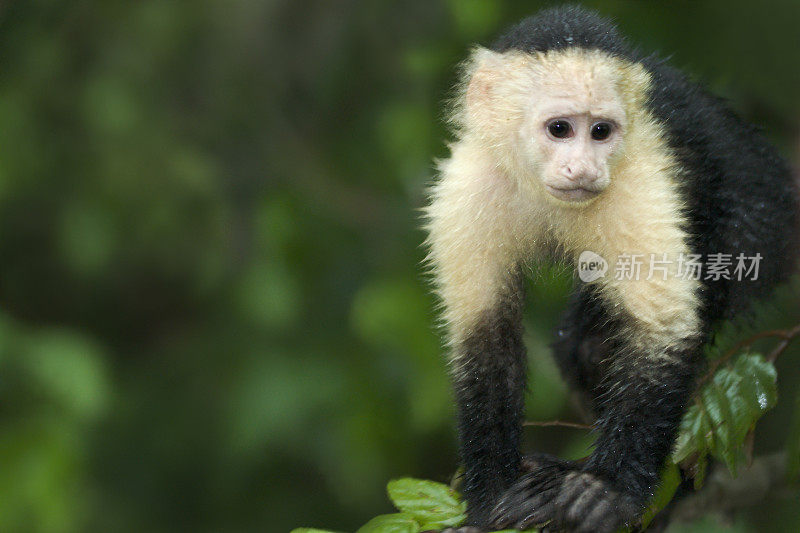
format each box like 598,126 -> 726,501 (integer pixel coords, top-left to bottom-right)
547,120 -> 573,139
591,122 -> 613,141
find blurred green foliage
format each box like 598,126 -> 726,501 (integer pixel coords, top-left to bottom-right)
0,1 -> 798,532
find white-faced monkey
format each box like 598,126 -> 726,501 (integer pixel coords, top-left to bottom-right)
425,6 -> 799,532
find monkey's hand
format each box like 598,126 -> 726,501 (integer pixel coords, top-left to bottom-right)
489,454 -> 641,533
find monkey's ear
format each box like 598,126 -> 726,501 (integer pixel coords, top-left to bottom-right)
464,47 -> 507,127
461,47 -> 535,144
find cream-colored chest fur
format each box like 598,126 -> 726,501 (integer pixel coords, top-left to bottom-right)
425,47 -> 700,360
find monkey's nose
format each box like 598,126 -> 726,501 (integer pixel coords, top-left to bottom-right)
563,165 -> 599,185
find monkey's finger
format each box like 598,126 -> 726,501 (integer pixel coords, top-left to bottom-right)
562,478 -> 605,526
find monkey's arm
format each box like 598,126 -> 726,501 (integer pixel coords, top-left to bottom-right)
450,268 -> 527,527
426,142 -> 538,526
492,279 -> 703,533
493,352 -> 700,531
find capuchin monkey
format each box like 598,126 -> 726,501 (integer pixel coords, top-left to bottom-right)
424,6 -> 799,533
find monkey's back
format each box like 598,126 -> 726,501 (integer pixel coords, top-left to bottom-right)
644,58 -> 799,325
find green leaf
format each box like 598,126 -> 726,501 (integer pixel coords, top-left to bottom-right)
386,478 -> 467,528
702,381 -> 737,471
640,462 -> 681,528
671,353 -> 777,479
673,404 -> 701,463
693,453 -> 708,490
735,353 -> 778,413
355,513 -> 420,533
290,529 -> 340,533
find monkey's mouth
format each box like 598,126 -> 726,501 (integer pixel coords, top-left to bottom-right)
545,184 -> 602,202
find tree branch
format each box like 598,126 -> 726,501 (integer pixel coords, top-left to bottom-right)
522,419 -> 592,430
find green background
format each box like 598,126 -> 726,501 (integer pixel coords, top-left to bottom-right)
0,1 -> 798,532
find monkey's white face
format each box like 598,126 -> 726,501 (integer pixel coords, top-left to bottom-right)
523,110 -> 622,203
518,63 -> 626,205
463,48 -> 632,206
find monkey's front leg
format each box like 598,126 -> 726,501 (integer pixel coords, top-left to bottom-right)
491,352 -> 700,533
452,273 -> 528,527
425,140 -> 538,528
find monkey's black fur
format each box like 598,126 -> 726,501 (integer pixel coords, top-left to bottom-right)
450,5 -> 799,532
454,272 -> 528,525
